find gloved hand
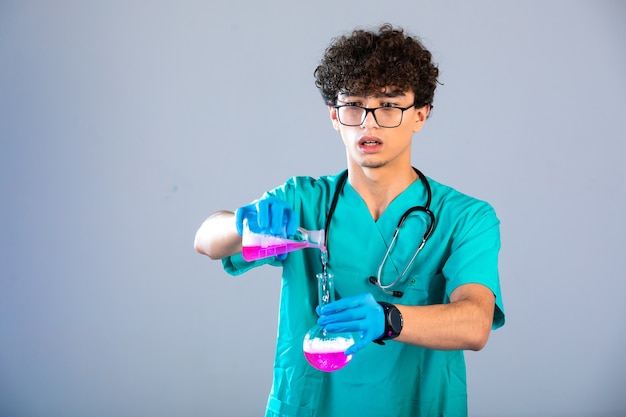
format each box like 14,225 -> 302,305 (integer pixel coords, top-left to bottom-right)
317,293 -> 385,355
235,196 -> 299,260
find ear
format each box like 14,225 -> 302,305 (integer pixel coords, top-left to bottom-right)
329,105 -> 341,131
412,105 -> 430,133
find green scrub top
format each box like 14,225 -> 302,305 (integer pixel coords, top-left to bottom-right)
223,172 -> 505,417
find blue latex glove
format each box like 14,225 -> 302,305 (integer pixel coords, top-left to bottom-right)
317,293 -> 385,355
235,196 -> 299,260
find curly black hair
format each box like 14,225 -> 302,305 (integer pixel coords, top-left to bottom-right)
314,24 -> 439,109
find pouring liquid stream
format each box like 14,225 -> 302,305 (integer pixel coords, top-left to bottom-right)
320,249 -> 329,277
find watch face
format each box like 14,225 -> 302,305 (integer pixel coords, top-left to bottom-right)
378,302 -> 403,340
389,308 -> 403,333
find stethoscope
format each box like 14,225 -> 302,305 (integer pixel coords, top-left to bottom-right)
323,167 -> 436,298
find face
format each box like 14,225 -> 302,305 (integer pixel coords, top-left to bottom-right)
328,89 -> 430,171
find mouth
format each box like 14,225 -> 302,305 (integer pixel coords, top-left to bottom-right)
358,136 -> 382,147
358,136 -> 383,153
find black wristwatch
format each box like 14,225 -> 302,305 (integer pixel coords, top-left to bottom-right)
374,302 -> 403,345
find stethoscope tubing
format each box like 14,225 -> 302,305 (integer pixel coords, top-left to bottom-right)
323,167 -> 436,297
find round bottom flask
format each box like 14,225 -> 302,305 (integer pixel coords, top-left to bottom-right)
303,272 -> 355,372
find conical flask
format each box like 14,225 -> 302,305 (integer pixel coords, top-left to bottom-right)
241,217 -> 325,262
303,272 -> 355,372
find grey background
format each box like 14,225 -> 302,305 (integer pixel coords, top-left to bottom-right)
1,1 -> 625,416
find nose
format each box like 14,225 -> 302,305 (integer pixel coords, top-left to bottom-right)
361,108 -> 379,128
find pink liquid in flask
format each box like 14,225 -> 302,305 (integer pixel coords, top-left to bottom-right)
303,350 -> 353,372
241,221 -> 325,262
242,241 -> 309,262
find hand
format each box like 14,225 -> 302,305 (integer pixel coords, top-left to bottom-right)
235,196 -> 299,235
235,197 -> 299,260
317,293 -> 385,355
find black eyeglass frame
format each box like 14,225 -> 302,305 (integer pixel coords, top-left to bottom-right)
332,104 -> 416,128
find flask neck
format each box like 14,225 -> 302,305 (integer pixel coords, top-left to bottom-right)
317,272 -> 335,306
297,228 -> 326,251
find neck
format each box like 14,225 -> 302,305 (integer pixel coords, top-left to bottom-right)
348,165 -> 418,221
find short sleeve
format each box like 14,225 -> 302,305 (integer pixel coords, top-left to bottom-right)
442,203 -> 505,329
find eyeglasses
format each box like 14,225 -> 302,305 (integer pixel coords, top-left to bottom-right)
333,104 -> 415,128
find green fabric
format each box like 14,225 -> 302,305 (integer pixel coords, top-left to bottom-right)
223,172 -> 504,417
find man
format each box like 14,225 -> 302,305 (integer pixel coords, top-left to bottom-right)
194,24 -> 504,417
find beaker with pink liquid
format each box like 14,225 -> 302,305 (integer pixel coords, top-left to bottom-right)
241,217 -> 325,261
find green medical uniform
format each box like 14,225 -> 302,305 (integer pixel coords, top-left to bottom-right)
223,172 -> 505,417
